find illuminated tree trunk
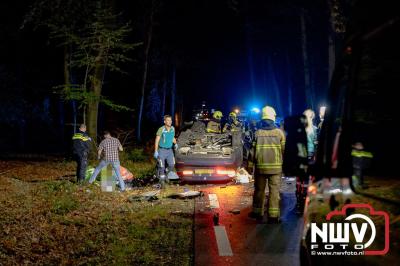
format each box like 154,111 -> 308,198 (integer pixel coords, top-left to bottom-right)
171,63 -> 176,123
267,56 -> 283,117
286,52 -> 293,116
63,45 -> 70,141
300,9 -> 314,110
327,0 -> 336,85
137,1 -> 154,142
161,63 -> 167,118
87,53 -> 104,147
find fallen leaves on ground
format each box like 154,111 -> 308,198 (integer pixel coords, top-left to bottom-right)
0,160 -> 194,265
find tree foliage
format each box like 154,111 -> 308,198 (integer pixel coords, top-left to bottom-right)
24,0 -> 140,121
50,7 -> 139,113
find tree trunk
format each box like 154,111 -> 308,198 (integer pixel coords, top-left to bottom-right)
87,55 -> 104,147
136,2 -> 154,142
170,63 -> 176,124
64,45 -> 71,90
62,45 -> 69,145
285,52 -> 293,116
161,63 -> 167,118
327,0 -> 336,86
300,9 -> 313,110
267,56 -> 283,117
328,34 -> 335,85
244,0 -> 256,101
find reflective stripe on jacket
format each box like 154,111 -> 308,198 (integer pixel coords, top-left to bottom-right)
254,128 -> 286,174
207,120 -> 221,133
72,131 -> 91,155
223,121 -> 242,133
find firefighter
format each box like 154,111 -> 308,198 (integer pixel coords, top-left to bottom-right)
248,106 -> 285,223
206,110 -> 223,133
351,142 -> 373,189
154,115 -> 177,189
72,124 -> 92,183
223,112 -> 242,133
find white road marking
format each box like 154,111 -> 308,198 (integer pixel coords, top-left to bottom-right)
214,226 -> 233,256
208,193 -> 220,208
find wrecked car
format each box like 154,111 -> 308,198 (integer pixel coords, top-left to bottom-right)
175,121 -> 243,183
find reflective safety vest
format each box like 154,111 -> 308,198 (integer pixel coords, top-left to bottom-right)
223,121 -> 242,133
351,150 -> 373,158
253,128 -> 286,174
207,120 -> 221,133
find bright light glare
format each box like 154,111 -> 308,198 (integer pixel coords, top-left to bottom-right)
182,170 -> 193,175
251,107 -> 260,113
216,169 -> 236,177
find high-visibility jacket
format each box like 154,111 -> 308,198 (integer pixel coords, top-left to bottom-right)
72,130 -> 91,155
207,120 -> 221,133
351,149 -> 373,170
252,121 -> 286,174
222,121 -> 242,133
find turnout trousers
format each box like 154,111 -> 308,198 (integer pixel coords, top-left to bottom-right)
252,173 -> 281,218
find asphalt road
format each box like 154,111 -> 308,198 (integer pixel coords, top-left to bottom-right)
194,177 -> 304,266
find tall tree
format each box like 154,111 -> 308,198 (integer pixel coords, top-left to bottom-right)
327,0 -> 346,85
285,52 -> 293,116
267,56 -> 283,117
300,8 -> 314,110
161,62 -> 168,118
24,0 -> 137,144
170,62 -> 176,123
146,82 -> 161,123
137,0 -> 156,142
61,7 -> 136,144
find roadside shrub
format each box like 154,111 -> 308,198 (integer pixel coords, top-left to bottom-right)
51,195 -> 78,215
122,148 -> 148,163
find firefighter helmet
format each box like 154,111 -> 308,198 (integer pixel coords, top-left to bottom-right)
229,112 -> 237,118
213,110 -> 223,119
261,106 -> 276,121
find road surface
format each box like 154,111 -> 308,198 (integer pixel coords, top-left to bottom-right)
194,177 -> 303,266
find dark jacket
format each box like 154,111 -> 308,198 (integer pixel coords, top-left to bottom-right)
72,130 -> 91,156
282,115 -> 308,176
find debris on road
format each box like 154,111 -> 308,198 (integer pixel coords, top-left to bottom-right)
229,209 -> 241,215
168,190 -> 203,199
128,190 -> 160,202
235,167 -> 253,183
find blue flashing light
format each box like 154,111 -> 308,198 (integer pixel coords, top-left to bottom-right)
251,107 -> 260,114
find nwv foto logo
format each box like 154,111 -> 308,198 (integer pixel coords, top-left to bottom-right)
310,204 -> 390,255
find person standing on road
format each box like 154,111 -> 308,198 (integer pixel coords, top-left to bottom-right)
88,131 -> 126,192
249,106 -> 285,223
303,109 -> 318,162
72,124 -> 91,183
206,111 -> 223,133
154,115 -> 177,188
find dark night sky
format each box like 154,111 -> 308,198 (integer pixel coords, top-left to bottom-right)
154,0 -> 331,117
1,0 -> 330,115
2,0 -> 398,151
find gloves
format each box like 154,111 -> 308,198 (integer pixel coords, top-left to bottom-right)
174,144 -> 179,150
153,151 -> 159,159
